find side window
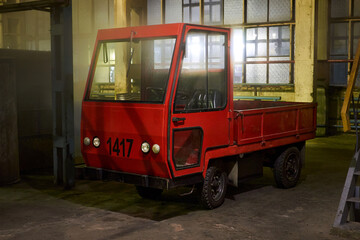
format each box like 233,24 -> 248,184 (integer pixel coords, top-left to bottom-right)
174,31 -> 227,112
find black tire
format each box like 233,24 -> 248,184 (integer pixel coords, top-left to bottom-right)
200,166 -> 228,209
273,146 -> 301,189
136,186 -> 163,199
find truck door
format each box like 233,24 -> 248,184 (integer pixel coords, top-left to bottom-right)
169,29 -> 230,178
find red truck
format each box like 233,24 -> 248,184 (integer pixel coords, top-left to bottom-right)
81,23 -> 316,209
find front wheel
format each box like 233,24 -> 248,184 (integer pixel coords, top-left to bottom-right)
273,146 -> 301,189
200,166 -> 228,209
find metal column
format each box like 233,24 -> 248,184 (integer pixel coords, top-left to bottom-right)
51,2 -> 75,188
0,0 -> 74,188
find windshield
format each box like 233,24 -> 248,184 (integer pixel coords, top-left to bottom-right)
88,37 -> 176,103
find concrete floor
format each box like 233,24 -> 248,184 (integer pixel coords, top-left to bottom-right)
1,134 -> 360,240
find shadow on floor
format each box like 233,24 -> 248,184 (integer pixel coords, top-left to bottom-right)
19,169 -> 273,221
21,172 -> 200,221
18,134 -> 357,222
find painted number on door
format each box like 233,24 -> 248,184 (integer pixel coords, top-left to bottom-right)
106,137 -> 133,157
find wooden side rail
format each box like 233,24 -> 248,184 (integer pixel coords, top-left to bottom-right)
342,40 -> 360,132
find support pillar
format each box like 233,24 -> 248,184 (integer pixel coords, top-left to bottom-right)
114,0 -> 127,27
0,60 -> 20,185
316,0 -> 330,136
294,0 -> 316,103
0,11 -> 3,48
51,1 -> 74,188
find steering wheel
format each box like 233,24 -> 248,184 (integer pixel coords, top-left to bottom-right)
186,90 -> 207,110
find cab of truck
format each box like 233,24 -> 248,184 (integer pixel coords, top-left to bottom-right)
81,23 -> 232,206
81,23 -> 316,209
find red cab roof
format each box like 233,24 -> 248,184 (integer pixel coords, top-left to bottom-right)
96,23 -> 230,41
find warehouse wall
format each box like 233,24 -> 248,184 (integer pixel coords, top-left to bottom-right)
315,0 -> 360,135
0,49 -> 52,172
1,0 -> 148,162
143,0 -> 360,136
0,10 -> 50,50
145,0 -> 317,103
0,59 -> 19,184
0,6 -> 52,172
1,0 -> 355,164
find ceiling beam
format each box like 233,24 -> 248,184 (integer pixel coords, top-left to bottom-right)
0,0 -> 68,13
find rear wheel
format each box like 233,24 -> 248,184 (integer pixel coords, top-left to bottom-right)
136,186 -> 163,199
273,147 -> 301,189
200,166 -> 228,209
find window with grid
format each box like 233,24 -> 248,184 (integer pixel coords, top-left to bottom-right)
231,0 -> 294,84
3,18 -> 19,49
204,0 -> 223,25
329,0 -> 360,86
241,26 -> 291,84
181,0 -> 224,25
158,0 -> 294,85
183,0 -> 200,24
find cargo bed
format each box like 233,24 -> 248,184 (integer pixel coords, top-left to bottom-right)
233,100 -> 316,152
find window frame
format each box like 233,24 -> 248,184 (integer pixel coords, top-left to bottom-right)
163,0 -> 296,86
85,37 -> 177,104
204,0 -> 224,25
182,0 -> 201,24
173,30 -> 228,113
230,0 -> 295,85
240,25 -> 294,85
329,0 -> 360,87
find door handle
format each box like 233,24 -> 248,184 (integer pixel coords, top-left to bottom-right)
172,117 -> 186,123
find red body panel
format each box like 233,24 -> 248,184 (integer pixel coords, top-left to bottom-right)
81,23 -> 317,183
81,101 -> 169,178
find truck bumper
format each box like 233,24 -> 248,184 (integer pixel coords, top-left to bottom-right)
77,166 -> 203,190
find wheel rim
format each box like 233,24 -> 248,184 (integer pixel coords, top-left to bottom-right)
210,170 -> 225,202
284,152 -> 299,181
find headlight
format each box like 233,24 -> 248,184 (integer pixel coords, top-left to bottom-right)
152,144 -> 160,154
141,142 -> 150,153
93,137 -> 100,148
83,137 -> 91,146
